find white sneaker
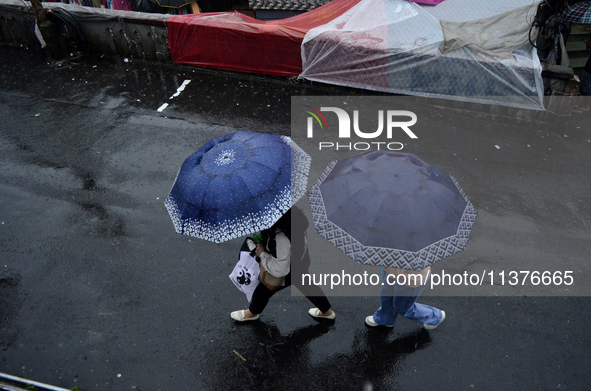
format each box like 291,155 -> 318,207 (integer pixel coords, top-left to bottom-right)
231,309 -> 259,322
365,316 -> 394,327
423,310 -> 445,330
308,308 -> 336,320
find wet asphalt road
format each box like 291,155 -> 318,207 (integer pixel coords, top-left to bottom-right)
1,46 -> 591,391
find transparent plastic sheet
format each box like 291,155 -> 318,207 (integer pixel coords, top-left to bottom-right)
300,0 -> 545,110
439,3 -> 540,59
0,0 -> 170,21
166,0 -> 361,76
420,0 -> 539,22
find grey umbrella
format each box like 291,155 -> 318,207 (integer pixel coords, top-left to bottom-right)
308,151 -> 477,271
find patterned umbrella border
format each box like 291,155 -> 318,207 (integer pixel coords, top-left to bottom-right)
165,135 -> 311,243
308,160 -> 478,271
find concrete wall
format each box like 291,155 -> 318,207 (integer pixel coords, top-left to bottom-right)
0,0 -> 172,62
84,20 -> 170,62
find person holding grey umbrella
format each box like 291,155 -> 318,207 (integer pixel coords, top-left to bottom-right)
308,151 -> 477,329
365,266 -> 445,329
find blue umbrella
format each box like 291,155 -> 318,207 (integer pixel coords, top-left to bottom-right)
308,151 -> 477,271
165,131 -> 310,243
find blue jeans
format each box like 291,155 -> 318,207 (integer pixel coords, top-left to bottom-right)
373,270 -> 443,327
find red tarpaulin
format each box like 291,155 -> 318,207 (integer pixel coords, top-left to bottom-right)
167,0 -> 361,76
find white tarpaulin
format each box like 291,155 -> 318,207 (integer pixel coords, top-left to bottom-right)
300,0 -> 545,110
439,3 -> 540,59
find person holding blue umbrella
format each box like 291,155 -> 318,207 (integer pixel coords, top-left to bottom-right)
231,207 -> 335,322
165,131 -> 334,322
309,151 -> 477,329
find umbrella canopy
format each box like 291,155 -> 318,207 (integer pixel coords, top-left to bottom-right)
308,151 -> 477,271
165,131 -> 310,243
563,1 -> 591,24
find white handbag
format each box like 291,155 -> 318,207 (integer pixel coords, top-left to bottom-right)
229,251 -> 260,302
